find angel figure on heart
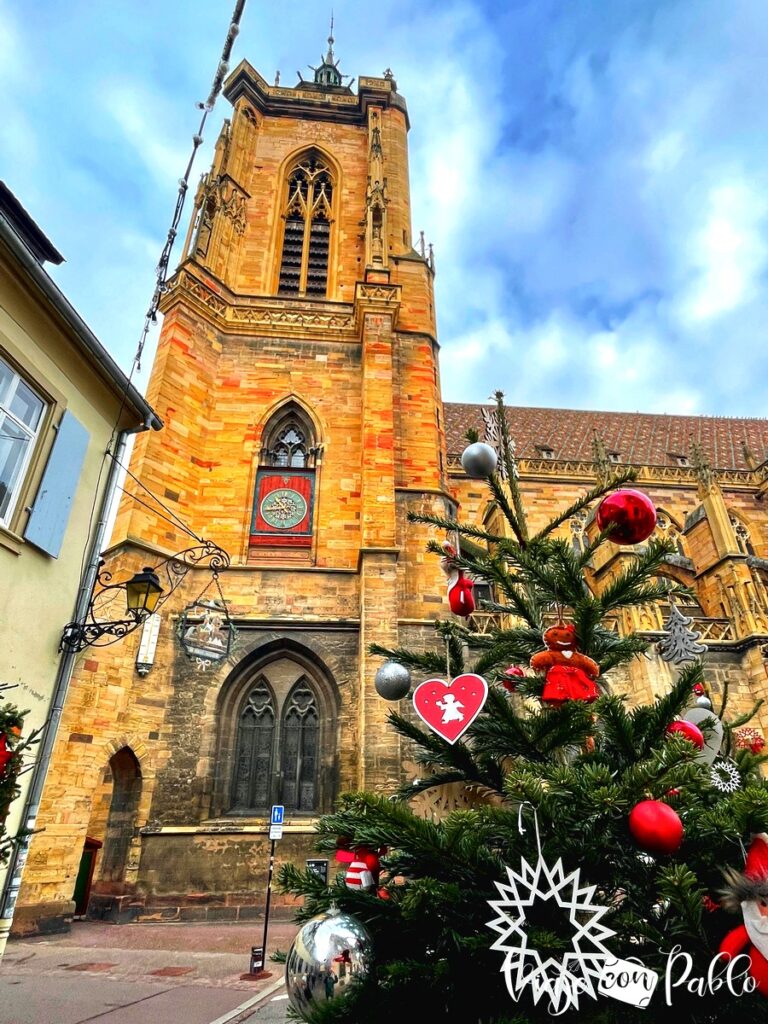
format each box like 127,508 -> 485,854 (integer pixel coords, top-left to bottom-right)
437,693 -> 465,724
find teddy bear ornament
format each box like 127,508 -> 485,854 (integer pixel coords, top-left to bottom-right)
530,621 -> 600,705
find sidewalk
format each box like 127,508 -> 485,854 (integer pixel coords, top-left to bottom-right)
0,919 -> 296,1024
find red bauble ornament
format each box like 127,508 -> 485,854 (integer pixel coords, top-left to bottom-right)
629,799 -> 684,855
377,886 -> 391,900
502,666 -> 525,692
666,720 -> 705,750
692,683 -> 705,696
596,489 -> 657,545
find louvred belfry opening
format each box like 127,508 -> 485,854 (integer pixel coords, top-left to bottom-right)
278,153 -> 333,298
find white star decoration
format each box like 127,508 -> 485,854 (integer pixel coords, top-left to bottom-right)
487,854 -> 616,1014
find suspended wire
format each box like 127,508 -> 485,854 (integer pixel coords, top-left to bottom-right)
115,486 -> 199,543
109,450 -> 202,542
73,0 -> 247,590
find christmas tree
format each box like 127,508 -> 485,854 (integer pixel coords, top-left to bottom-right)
1,687 -> 40,866
279,394 -> 768,1023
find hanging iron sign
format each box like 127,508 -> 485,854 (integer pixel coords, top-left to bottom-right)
178,598 -> 236,670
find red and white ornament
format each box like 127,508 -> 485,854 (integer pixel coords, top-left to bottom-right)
596,489 -> 657,545
628,799 -> 684,856
529,622 -> 600,705
345,858 -> 374,891
413,674 -> 488,744
720,833 -> 768,996
0,734 -> 13,777
439,540 -> 475,618
735,727 -> 766,754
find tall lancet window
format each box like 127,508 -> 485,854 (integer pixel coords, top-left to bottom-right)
277,153 -> 333,298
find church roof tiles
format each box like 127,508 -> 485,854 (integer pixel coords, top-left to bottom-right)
443,403 -> 768,471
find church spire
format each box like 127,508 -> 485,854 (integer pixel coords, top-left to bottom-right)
325,12 -> 335,65
300,12 -> 352,90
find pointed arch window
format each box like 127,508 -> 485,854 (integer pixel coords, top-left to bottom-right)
250,404 -> 321,549
280,682 -> 319,812
730,515 -> 756,556
278,153 -> 334,298
231,682 -> 275,812
228,677 -> 322,815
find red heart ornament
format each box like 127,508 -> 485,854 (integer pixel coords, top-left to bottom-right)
412,674 -> 488,744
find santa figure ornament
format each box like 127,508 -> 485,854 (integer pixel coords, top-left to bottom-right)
720,833 -> 768,996
530,622 -> 600,705
439,540 -> 475,618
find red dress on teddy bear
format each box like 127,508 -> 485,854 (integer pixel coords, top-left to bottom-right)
719,833 -> 768,996
530,622 -> 600,705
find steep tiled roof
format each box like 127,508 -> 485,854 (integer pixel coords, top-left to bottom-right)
444,403 -> 768,471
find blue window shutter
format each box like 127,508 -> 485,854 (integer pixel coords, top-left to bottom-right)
24,410 -> 90,558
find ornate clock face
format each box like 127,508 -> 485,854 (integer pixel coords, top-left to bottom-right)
260,487 -> 308,530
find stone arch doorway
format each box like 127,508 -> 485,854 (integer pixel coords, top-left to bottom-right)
101,748 -> 141,883
84,747 -> 142,891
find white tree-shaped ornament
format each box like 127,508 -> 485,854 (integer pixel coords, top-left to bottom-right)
658,600 -> 707,664
487,852 -> 616,1014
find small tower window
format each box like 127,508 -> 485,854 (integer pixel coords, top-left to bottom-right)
250,404 -> 321,550
730,515 -> 755,556
278,153 -> 334,299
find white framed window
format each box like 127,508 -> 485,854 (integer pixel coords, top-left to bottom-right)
0,354 -> 46,527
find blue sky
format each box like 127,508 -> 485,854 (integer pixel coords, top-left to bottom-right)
2,0 -> 767,415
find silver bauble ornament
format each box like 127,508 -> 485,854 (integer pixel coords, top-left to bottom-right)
374,661 -> 411,701
285,907 -> 373,1020
696,695 -> 713,710
683,706 -> 723,765
460,442 -> 498,477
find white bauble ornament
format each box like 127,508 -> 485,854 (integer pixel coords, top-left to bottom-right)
460,442 -> 498,478
683,706 -> 724,765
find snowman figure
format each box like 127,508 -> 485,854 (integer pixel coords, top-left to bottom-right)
436,693 -> 465,724
720,833 -> 768,995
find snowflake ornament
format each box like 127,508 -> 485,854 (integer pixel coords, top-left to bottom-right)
487,853 -> 616,1015
710,757 -> 741,794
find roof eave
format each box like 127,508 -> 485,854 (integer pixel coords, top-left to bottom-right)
0,212 -> 162,432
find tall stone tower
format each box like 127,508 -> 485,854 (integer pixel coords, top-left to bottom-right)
14,47 -> 453,932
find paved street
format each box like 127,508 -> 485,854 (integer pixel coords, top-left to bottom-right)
0,919 -> 297,1024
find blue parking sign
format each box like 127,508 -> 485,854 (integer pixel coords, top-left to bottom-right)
271,805 -> 284,825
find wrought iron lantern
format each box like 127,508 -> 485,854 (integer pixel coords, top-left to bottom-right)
125,567 -> 164,616
60,541 -> 230,653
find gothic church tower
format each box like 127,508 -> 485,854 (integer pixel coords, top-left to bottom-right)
14,44 -> 453,932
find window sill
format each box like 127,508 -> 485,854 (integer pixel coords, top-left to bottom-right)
0,524 -> 25,556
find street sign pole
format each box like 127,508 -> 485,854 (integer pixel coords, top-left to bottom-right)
260,836 -> 276,974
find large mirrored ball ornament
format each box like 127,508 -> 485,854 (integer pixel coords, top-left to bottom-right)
460,442 -> 498,478
596,489 -> 657,545
285,907 -> 373,1020
374,661 -> 411,701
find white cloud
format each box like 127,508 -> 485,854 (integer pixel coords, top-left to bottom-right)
679,181 -> 768,322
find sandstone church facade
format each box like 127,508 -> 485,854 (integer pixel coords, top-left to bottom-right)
13,50 -> 768,935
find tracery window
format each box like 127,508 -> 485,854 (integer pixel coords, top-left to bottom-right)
278,153 -> 334,298
656,511 -> 686,557
250,404 -> 320,549
229,677 -> 320,814
231,683 -> 275,812
730,515 -> 755,556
